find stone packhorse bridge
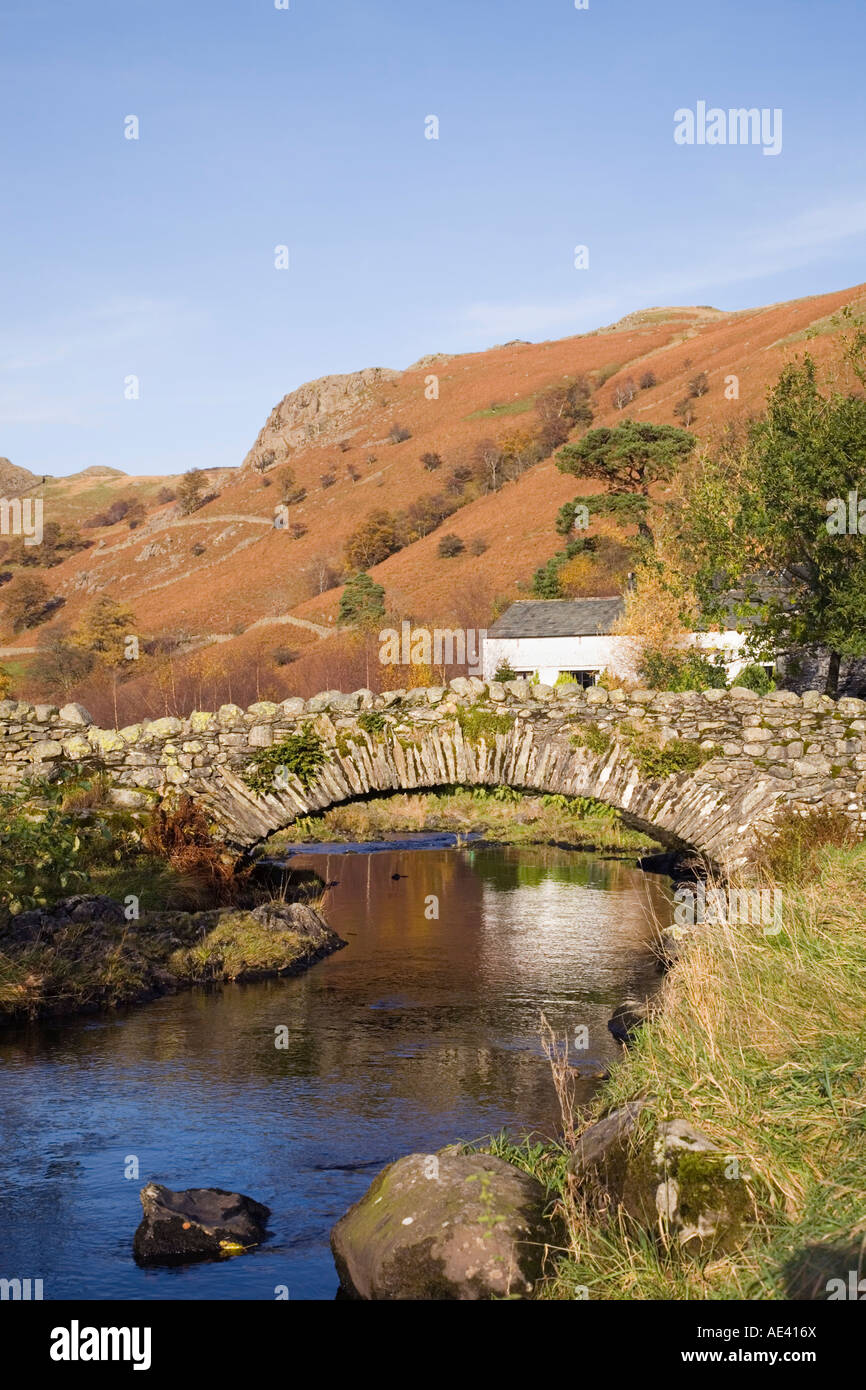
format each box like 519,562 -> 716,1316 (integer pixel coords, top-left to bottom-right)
2,677 -> 865,870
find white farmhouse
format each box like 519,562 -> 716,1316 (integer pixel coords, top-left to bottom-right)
481,598 -> 757,686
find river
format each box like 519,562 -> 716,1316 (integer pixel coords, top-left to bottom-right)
0,842 -> 671,1300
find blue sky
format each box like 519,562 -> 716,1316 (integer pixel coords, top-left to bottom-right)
1,0 -> 864,478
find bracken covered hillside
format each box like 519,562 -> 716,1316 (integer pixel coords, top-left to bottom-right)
2,280 -> 864,715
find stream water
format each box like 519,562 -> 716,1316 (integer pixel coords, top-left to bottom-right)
0,842 -> 670,1300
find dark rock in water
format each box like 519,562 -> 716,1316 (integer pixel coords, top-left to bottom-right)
330,1150 -> 555,1300
637,850 -> 709,884
608,999 -> 648,1043
4,894 -> 126,944
133,1182 -> 270,1265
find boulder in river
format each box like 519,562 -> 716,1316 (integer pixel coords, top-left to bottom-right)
133,1182 -> 270,1265
330,1150 -> 555,1299
607,998 -> 649,1043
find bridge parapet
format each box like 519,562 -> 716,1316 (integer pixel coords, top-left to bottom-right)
2,678 -> 865,868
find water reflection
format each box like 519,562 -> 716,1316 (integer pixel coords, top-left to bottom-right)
0,845 -> 670,1300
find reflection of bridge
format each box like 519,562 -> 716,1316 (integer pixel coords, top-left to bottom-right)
3,681 -> 864,870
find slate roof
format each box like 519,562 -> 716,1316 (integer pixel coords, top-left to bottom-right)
488,598 -> 625,638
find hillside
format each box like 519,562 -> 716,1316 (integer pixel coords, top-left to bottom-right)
2,279 -> 865,716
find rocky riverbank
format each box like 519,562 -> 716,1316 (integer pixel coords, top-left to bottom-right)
0,894 -> 345,1023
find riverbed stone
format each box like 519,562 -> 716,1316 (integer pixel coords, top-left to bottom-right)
330,1151 -> 555,1299
133,1182 -> 270,1265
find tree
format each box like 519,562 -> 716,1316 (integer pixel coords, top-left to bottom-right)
30,625 -> 95,697
535,378 -> 593,450
674,398 -> 696,426
689,371 -> 709,398
74,595 -> 136,667
473,438 -> 504,493
338,571 -> 385,627
73,595 -> 138,723
420,452 -> 442,471
344,510 -> 401,569
611,378 -> 638,411
177,469 -> 208,515
639,370 -> 658,390
4,573 -> 53,632
678,351 -> 866,696
557,421 -> 696,543
389,424 -> 412,443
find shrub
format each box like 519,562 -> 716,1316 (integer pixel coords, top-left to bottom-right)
389,424 -> 412,443
272,646 -> 298,666
750,806 -> 859,885
142,795 -> 245,904
156,486 -> 176,505
438,533 -> 465,558
493,659 -> 517,682
0,790 -> 90,912
245,724 -> 327,793
421,452 -> 442,471
320,472 -> 336,489
640,647 -> 727,692
639,370 -> 657,390
732,663 -> 775,695
469,537 -> 488,556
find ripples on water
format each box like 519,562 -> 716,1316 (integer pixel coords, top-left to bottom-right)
0,844 -> 670,1299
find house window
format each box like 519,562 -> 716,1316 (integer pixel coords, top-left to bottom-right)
563,670 -> 599,688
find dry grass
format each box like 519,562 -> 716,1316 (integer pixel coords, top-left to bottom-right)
533,838 -> 866,1299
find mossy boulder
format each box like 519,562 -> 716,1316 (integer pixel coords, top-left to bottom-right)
331,1151 -> 555,1299
570,1104 -> 751,1254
